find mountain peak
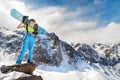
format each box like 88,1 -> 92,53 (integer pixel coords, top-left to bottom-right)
0,28 -> 120,80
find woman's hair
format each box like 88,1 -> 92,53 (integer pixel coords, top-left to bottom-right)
29,18 -> 36,23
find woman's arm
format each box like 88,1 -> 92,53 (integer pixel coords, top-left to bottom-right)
17,23 -> 26,29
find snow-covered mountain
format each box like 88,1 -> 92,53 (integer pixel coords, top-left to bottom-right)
0,27 -> 120,80
73,43 -> 120,66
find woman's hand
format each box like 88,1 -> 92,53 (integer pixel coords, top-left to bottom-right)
17,23 -> 26,29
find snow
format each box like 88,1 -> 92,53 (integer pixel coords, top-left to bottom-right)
0,28 -> 14,36
0,51 -> 119,80
0,71 -> 30,80
37,63 -> 107,80
38,34 -> 56,56
32,63 -> 110,80
0,28 -> 120,80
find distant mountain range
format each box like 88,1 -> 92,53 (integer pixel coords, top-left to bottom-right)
0,27 -> 120,80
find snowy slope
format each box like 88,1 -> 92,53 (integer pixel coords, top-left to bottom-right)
0,53 -> 112,80
0,27 -> 120,80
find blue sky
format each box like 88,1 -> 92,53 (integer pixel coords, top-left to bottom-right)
21,0 -> 120,26
1,0 -> 120,43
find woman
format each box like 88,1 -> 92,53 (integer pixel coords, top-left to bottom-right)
16,19 -> 36,64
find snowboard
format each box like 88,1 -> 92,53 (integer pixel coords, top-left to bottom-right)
10,8 -> 46,34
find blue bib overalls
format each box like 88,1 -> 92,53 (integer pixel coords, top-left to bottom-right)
16,33 -> 34,64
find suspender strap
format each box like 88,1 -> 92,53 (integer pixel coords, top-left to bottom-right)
26,24 -> 28,33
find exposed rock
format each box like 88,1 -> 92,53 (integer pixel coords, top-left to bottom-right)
92,43 -> 120,66
1,63 -> 35,74
0,29 -> 120,67
62,41 -> 83,64
33,33 -> 63,66
15,75 -> 43,80
77,43 -> 100,64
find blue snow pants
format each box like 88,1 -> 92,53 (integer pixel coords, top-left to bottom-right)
16,33 -> 34,64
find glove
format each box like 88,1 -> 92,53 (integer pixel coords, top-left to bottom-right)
22,16 -> 28,24
33,23 -> 38,35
